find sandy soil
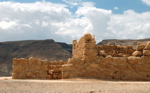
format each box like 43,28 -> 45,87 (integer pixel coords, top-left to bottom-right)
0,77 -> 150,93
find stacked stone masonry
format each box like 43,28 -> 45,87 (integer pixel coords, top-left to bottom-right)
63,33 -> 150,81
12,57 -> 65,79
12,33 -> 150,81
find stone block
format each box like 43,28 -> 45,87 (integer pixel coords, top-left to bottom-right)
84,33 -> 92,41
83,42 -> 95,49
89,63 -> 98,69
136,43 -> 145,51
41,60 -> 48,65
18,72 -> 27,79
41,65 -> 48,71
62,64 -> 74,72
51,61 -> 57,65
62,71 -> 75,79
12,65 -> 23,73
144,41 -> 150,50
128,57 -> 141,65
143,50 -> 150,56
132,51 -> 143,57
26,72 -> 36,79
36,71 -> 47,79
29,65 -> 41,71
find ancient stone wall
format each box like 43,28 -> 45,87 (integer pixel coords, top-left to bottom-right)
96,45 -> 135,57
12,33 -> 150,81
62,33 -> 150,81
63,56 -> 150,80
72,33 -> 97,62
12,57 -> 64,79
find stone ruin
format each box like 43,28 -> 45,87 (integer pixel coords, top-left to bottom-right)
12,58 -> 65,79
12,33 -> 150,80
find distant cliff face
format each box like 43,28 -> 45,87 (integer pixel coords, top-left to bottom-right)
57,42 -> 72,53
0,40 -> 71,76
98,39 -> 150,48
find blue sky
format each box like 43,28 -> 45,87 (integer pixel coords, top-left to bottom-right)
0,0 -> 150,43
1,0 -> 150,13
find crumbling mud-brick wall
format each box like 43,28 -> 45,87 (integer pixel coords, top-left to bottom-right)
62,33 -> 150,81
12,57 -> 65,79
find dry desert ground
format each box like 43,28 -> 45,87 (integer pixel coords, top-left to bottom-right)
0,77 -> 150,93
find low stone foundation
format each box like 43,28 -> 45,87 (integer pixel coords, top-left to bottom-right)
63,56 -> 150,80
12,57 -> 65,79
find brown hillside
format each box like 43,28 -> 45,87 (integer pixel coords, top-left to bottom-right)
0,39 -> 71,76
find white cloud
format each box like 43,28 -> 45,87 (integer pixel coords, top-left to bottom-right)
75,6 -> 114,42
63,0 -> 84,6
142,0 -> 150,6
0,20 -> 18,30
82,2 -> 95,7
0,1 -> 150,44
108,10 -> 150,39
0,1 -> 72,42
114,7 -> 119,10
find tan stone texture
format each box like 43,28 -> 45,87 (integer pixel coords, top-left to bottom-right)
62,33 -> 150,81
136,42 -> 145,51
132,51 -> 143,57
12,57 -> 64,79
143,50 -> 150,56
144,41 -> 150,50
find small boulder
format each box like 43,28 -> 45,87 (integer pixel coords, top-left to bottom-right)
144,41 -> 150,50
136,43 -> 145,51
132,51 -> 143,57
143,50 -> 150,56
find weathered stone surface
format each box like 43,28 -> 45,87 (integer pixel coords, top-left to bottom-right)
62,33 -> 150,80
84,33 -> 92,41
26,72 -> 36,79
12,57 -> 64,79
136,43 -> 145,51
144,41 -> 150,50
143,50 -> 150,56
132,51 -> 143,57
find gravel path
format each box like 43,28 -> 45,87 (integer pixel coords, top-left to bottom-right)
0,77 -> 150,93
